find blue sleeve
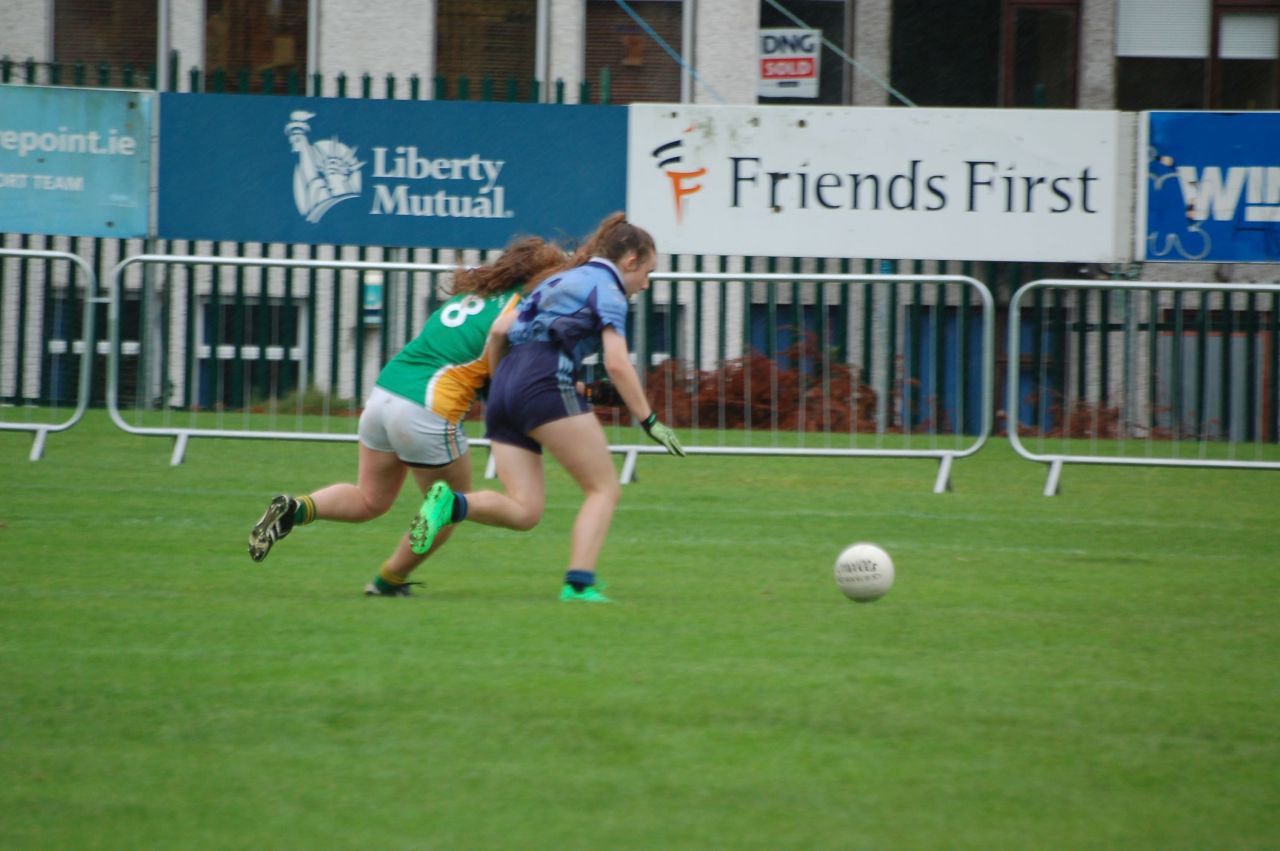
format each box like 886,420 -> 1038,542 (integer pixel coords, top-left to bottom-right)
595,279 -> 629,340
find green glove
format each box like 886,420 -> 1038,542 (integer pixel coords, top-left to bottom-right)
641,413 -> 686,457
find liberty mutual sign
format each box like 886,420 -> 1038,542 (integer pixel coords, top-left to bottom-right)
158,94 -> 625,249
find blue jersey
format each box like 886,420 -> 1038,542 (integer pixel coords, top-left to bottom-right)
486,259 -> 630,448
507,258 -> 629,374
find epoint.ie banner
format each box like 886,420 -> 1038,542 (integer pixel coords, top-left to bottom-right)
627,105 -> 1134,263
1140,111 -> 1280,264
157,94 -> 627,249
0,84 -> 152,238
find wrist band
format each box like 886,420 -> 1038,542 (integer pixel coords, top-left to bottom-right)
641,413 -> 657,432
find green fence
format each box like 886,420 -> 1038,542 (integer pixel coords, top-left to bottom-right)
0,52 -> 613,104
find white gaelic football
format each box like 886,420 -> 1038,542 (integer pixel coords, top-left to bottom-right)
834,542 -> 894,602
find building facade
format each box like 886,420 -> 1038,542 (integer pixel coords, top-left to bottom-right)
2,1 -> 1275,111
1,0 -> 1278,284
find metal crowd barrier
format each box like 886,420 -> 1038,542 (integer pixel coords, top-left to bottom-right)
105,255 -> 995,490
636,270 -> 996,492
107,253 -> 460,465
0,248 -> 101,460
1008,279 -> 1280,495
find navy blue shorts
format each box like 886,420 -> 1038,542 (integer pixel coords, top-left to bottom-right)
485,342 -> 590,454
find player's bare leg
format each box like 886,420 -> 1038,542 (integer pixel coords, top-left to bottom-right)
249,444 -> 405,563
412,442 -> 546,555
531,413 -> 619,572
369,454 -> 473,596
311,443 -> 407,521
461,442 -> 546,531
532,413 -> 619,602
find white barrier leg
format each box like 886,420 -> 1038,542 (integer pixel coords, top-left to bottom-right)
619,449 -> 639,485
170,433 -> 189,467
484,451 -> 498,480
29,428 -> 48,462
933,454 -> 954,493
1043,458 -> 1063,496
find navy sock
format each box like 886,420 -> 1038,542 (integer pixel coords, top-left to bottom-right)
451,491 -> 468,523
565,569 -> 595,592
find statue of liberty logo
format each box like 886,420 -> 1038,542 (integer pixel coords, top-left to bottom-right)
285,111 -> 364,223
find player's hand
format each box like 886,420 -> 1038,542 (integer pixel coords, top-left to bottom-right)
641,413 -> 686,457
584,379 -> 624,407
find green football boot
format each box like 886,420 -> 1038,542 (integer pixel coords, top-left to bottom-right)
363,581 -> 422,597
409,481 -> 455,555
559,583 -> 613,603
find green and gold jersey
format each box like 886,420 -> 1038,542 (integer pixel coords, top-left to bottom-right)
375,290 -> 520,422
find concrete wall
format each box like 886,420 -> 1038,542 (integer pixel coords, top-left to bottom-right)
691,0 -> 757,104
0,0 -> 51,62
547,0 -> 585,97
852,0 -> 893,106
1079,0 -> 1117,109
166,0 -> 205,86
316,0 -> 435,91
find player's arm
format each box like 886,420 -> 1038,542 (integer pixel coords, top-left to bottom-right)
600,327 -> 685,456
484,307 -> 517,378
599,326 -> 648,418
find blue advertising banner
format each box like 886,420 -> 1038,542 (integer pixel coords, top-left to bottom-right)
157,94 -> 627,248
1142,112 -> 1280,263
0,84 -> 152,238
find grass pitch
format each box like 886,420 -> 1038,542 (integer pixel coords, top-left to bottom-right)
2,414 -> 1278,850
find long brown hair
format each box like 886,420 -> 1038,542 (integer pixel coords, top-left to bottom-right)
449,236 -> 568,297
569,212 -> 656,267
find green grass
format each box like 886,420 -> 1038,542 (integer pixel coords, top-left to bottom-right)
2,413 -> 1279,850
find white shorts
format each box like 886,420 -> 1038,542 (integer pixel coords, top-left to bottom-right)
357,387 -> 469,467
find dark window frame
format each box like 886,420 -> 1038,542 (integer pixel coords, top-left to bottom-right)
1000,0 -> 1081,107
1209,0 -> 1280,108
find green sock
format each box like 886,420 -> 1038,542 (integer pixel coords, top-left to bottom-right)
373,564 -> 406,594
292,495 -> 316,526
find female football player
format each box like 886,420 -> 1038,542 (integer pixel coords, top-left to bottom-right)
246,236 -> 569,596
407,213 -> 685,602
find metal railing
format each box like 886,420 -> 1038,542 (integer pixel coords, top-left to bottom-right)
105,254 -> 995,490
107,253 -> 462,465
632,270 -> 996,492
0,248 -> 101,460
1008,279 -> 1280,495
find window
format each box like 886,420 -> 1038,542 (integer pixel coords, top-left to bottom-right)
1118,56 -> 1207,109
891,0 -> 1002,106
435,0 -> 537,100
54,0 -> 156,83
1003,1 -> 1079,107
585,0 -> 682,103
1118,0 -> 1280,110
1214,6 -> 1280,108
205,0 -> 308,93
759,0 -> 850,105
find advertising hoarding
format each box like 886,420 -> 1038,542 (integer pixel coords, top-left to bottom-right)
158,93 -> 627,249
0,84 -> 152,238
628,105 -> 1133,262
1140,111 -> 1280,263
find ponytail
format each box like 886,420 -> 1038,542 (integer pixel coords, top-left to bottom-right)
570,212 -> 656,267
449,237 -> 568,298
